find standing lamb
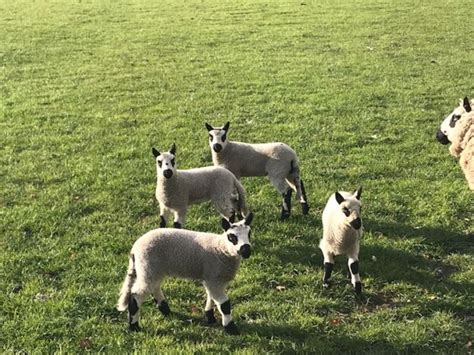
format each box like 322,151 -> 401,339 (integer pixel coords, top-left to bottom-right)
436,97 -> 474,190
153,143 -> 249,228
319,188 -> 363,294
205,122 -> 309,220
116,213 -> 254,335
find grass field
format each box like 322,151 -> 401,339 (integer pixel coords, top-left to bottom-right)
1,0 -> 473,353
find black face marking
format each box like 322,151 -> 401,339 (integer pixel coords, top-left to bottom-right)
342,207 -> 350,217
323,262 -> 334,283
158,160 -> 162,168
205,309 -> 216,324
350,261 -> 359,275
350,217 -> 362,230
335,192 -> 345,204
244,212 -> 253,225
209,134 -> 213,141
227,233 -> 238,245
436,130 -> 450,145
171,158 -> 175,167
247,230 -> 251,241
160,215 -> 166,228
158,300 -> 171,316
173,222 -> 182,229
239,244 -> 251,258
220,300 -> 231,315
449,114 -> 461,127
221,133 -> 227,142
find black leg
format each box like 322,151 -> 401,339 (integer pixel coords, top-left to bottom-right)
300,180 -> 310,215
205,309 -> 217,324
280,189 -> 292,220
220,300 -> 240,335
159,215 -> 166,228
173,222 -> 182,229
155,299 -> 171,316
349,261 -> 362,294
128,295 -> 140,332
323,262 -> 334,288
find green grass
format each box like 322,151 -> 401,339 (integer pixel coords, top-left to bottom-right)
1,0 -> 473,353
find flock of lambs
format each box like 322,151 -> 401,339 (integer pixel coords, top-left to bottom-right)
117,97 -> 473,335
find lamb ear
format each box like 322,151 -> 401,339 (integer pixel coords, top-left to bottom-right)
244,212 -> 253,226
205,123 -> 214,131
463,97 -> 472,112
354,186 -> 362,200
169,143 -> 176,155
221,218 -> 231,231
152,147 -> 161,158
335,192 -> 345,204
223,121 -> 230,131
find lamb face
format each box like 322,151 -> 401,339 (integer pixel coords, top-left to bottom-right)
206,122 -> 230,153
152,144 -> 176,179
335,188 -> 362,230
437,97 -> 472,145
221,213 -> 253,259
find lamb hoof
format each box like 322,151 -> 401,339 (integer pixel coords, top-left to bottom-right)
301,203 -> 310,215
173,222 -> 182,229
224,321 -> 240,335
354,282 -> 362,294
205,309 -> 217,325
280,210 -> 291,220
158,300 -> 171,316
323,281 -> 331,289
129,323 -> 140,332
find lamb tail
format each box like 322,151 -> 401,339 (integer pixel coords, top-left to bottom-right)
116,253 -> 136,311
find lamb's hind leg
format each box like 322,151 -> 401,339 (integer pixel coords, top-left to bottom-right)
128,287 -> 146,331
152,281 -> 170,316
270,176 -> 292,220
203,282 -> 216,325
286,175 -> 309,215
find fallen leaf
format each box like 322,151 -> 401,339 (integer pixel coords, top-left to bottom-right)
79,337 -> 92,349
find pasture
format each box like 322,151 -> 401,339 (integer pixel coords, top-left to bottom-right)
1,0 -> 473,352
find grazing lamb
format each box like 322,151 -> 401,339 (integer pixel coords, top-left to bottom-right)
116,213 -> 254,335
152,143 -> 249,228
319,188 -> 363,294
205,122 -> 309,220
436,97 -> 474,190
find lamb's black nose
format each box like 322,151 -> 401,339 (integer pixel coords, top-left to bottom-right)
163,169 -> 173,179
436,130 -> 450,145
213,144 -> 222,153
350,218 -> 362,230
239,244 -> 251,258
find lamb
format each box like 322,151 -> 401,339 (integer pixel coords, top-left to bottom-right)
319,188 -> 363,294
152,143 -> 249,228
436,97 -> 474,190
205,122 -> 309,220
116,213 -> 254,335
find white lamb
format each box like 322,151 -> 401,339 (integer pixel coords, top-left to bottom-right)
153,143 -> 249,228
117,213 -> 254,335
206,122 -> 309,220
319,188 -> 363,294
436,97 -> 474,190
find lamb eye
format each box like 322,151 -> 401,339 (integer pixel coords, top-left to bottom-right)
227,233 -> 238,245
343,207 -> 350,216
158,161 -> 162,167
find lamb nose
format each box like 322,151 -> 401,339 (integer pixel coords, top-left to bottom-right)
239,244 -> 251,258
213,144 -> 222,152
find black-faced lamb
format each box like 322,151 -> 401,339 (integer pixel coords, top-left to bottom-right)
319,188 -> 363,294
153,143 -> 249,228
205,122 -> 309,220
436,97 -> 474,190
116,213 -> 254,335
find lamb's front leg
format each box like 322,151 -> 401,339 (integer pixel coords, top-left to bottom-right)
172,209 -> 186,229
206,283 -> 239,335
159,205 -> 167,228
348,255 -> 362,294
322,249 -> 335,289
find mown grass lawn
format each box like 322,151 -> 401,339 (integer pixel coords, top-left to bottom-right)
1,0 -> 473,353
